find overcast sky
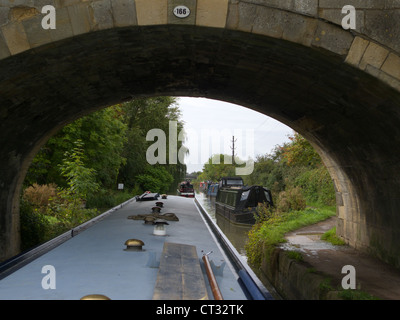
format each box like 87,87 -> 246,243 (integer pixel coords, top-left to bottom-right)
176,97 -> 294,173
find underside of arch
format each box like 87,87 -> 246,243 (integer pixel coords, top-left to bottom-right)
1,25 -> 400,267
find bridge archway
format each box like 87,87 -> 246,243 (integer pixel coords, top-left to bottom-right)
1,0 -> 400,267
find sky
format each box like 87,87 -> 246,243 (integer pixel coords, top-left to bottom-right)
176,97 -> 294,173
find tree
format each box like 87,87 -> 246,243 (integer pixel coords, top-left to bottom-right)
201,154 -> 237,181
281,132 -> 322,168
58,139 -> 100,200
25,106 -> 127,189
117,97 -> 187,190
24,97 -> 187,196
241,131 -> 334,206
135,165 -> 174,194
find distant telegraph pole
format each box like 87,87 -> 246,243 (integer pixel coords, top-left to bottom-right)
230,136 -> 237,165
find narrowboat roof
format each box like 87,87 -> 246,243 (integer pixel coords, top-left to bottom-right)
0,196 -> 271,300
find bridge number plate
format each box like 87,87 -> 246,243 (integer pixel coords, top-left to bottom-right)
173,5 -> 190,19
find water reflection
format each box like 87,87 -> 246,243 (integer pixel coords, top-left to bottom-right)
195,192 -> 251,258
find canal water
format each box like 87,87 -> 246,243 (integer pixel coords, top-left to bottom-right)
195,191 -> 252,260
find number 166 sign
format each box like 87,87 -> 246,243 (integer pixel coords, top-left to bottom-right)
173,5 -> 191,19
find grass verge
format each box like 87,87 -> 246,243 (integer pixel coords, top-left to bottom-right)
245,205 -> 336,268
321,226 -> 346,246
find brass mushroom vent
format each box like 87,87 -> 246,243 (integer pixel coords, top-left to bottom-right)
152,206 -> 162,213
124,239 -> 145,251
80,294 -> 111,300
144,216 -> 156,225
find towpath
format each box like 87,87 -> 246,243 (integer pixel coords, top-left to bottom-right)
283,217 -> 400,299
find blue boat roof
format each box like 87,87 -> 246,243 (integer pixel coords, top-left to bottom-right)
0,196 -> 248,300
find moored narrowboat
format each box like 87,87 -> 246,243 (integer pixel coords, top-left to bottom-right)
207,183 -> 219,197
177,180 -> 195,198
199,181 -> 208,193
215,177 -> 273,225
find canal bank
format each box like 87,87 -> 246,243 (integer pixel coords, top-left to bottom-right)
196,191 -> 330,299
196,191 -> 330,300
257,217 -> 400,300
197,191 -> 400,299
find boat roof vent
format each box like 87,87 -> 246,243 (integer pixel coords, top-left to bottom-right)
124,239 -> 145,251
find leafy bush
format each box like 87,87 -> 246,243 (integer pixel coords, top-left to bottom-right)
22,183 -> 58,209
245,223 -> 264,267
294,166 -> 335,206
275,186 -> 306,212
254,203 -> 276,224
45,190 -> 98,228
19,198 -> 50,251
135,166 -> 173,193
21,182 -> 100,250
86,189 -> 137,209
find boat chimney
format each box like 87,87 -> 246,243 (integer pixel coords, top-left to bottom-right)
153,219 -> 169,236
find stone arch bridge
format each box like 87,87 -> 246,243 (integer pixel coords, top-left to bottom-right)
1,0 -> 400,267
